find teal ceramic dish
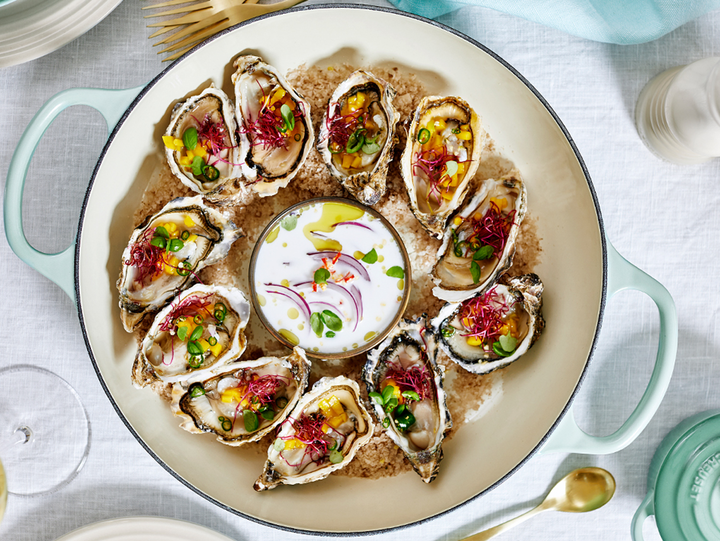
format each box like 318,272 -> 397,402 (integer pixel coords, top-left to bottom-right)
633,410 -> 720,540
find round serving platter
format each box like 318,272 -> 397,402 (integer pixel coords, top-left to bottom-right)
75,4 -> 605,534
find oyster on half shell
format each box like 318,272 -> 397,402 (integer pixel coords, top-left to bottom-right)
253,376 -> 373,491
117,196 -> 242,332
233,55 -> 314,197
432,274 -> 544,374
164,85 -> 242,197
363,316 -> 451,483
401,96 -> 485,238
432,173 -> 527,302
317,70 -> 400,205
170,347 -> 311,446
131,283 -> 251,388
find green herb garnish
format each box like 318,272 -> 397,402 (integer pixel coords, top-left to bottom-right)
470,261 -> 481,283
191,155 -> 205,176
189,384 -> 205,398
314,268 -> 330,284
361,248 -> 378,264
310,312 -> 323,337
281,103 -> 295,132
281,215 -> 298,231
386,266 -> 404,279
473,245 -> 494,260
182,127 -> 198,150
243,410 -> 259,432
320,310 -> 342,332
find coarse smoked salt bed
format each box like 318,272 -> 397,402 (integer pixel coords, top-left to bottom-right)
250,198 -> 410,357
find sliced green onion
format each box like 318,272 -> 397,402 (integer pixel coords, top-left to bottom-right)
189,384 -> 205,398
402,390 -> 420,402
441,325 -> 455,338
208,336 -> 218,347
260,408 -> 275,421
219,415 -> 232,431
202,165 -> 220,181
346,129 -> 365,153
181,230 -> 190,241
193,314 -> 203,325
177,261 -> 192,276
294,133 -> 302,142
275,396 -> 289,409
417,128 -> 431,144
188,356 -> 202,368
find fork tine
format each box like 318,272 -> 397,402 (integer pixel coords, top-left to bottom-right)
144,3 -> 211,19
156,17 -> 227,52
147,8 -> 212,28
162,20 -> 231,61
148,24 -> 181,39
151,10 -> 227,46
142,0 -> 203,10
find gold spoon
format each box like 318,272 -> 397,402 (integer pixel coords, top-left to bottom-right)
461,467 -> 616,540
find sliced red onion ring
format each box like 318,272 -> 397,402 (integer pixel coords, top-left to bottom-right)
325,282 -> 359,332
264,283 -> 311,322
331,221 -> 373,231
350,284 -> 364,323
307,251 -> 370,281
309,301 -> 341,312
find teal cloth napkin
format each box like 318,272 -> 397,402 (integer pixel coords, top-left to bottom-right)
388,0 -> 720,43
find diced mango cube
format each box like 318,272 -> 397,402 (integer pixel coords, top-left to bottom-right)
466,335 -> 484,346
351,155 -> 363,169
328,412 -> 348,428
490,197 -> 508,211
453,216 -> 462,226
433,118 -> 446,131
285,438 -> 306,450
187,234 -> 198,243
194,145 -> 207,158
209,342 -> 223,358
184,216 -> 196,228
342,153 -> 354,169
179,156 -> 192,166
162,136 -> 176,150
456,131 -> 472,140
221,387 -> 244,403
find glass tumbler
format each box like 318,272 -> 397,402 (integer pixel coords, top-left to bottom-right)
635,57 -> 720,165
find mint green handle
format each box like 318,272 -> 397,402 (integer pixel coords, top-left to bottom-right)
541,239 -> 677,454
4,85 -> 145,301
631,491 -> 655,540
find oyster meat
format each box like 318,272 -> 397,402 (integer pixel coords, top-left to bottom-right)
164,85 -> 241,196
400,96 -> 485,238
170,347 -> 311,446
117,196 -> 242,332
317,70 -> 400,205
132,283 -> 251,387
432,173 -> 527,302
363,316 -> 451,483
433,274 -> 544,374
233,55 -> 314,197
253,376 -> 373,491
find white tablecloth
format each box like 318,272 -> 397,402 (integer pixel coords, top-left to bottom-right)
2,0 -> 719,539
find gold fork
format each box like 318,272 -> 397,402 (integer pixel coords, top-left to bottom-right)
144,0 -> 305,62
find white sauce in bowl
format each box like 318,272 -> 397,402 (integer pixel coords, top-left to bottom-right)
251,199 -> 409,357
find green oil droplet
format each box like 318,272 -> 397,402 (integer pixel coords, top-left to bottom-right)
257,294 -> 266,307
397,279 -> 404,290
279,329 -> 299,346
287,307 -> 299,319
265,226 -> 280,244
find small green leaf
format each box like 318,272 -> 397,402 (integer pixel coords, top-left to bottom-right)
150,236 -> 167,250
243,409 -> 259,432
441,325 -> 455,338
325,331 -> 336,338
187,341 -> 203,356
310,312 -> 323,337
402,390 -> 420,402
382,417 -> 391,428
189,384 -> 205,398
176,326 -> 188,341
368,392 -> 383,406
168,238 -> 184,252
493,341 -> 512,357
470,261 -> 481,283
445,160 -> 458,177
381,385 -> 395,402
281,215 -> 298,231
361,248 -> 378,264
281,103 -> 295,132
498,333 -> 517,353
321,310 -> 343,332
473,245 -> 494,260
314,268 -> 330,284
189,325 -> 203,342
385,398 -> 398,414
154,226 -> 169,239
182,127 -> 198,150
191,155 -> 205,176
260,408 -> 275,421
386,266 -> 404,279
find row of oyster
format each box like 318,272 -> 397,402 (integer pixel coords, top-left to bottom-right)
163,55 -> 493,245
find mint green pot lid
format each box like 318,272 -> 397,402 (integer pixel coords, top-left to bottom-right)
633,410 -> 720,540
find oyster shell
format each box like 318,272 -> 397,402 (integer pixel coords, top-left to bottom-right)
131,283 -> 251,388
432,274 -> 545,374
117,196 -> 242,332
400,96 -> 485,238
164,85 -> 242,197
363,316 -> 451,483
317,70 -> 400,205
253,376 -> 374,491
232,55 -> 314,197
432,173 -> 527,302
170,347 -> 311,446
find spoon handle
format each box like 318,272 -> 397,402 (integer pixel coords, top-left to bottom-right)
461,504 -> 550,541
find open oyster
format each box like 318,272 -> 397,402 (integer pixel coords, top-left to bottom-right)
400,96 -> 485,238
363,316 -> 451,483
432,173 -> 527,302
253,376 -> 373,491
170,347 -> 311,446
432,274 -> 544,374
233,55 -> 314,197
317,70 -> 400,205
117,196 -> 242,332
164,86 -> 241,197
131,284 -> 251,388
